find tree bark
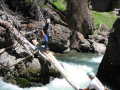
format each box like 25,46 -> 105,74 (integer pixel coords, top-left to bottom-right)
67,0 -> 93,37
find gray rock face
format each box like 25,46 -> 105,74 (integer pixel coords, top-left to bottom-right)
49,24 -> 71,53
0,51 -> 16,67
0,28 -> 60,86
92,42 -> 106,55
0,42 -> 41,71
24,58 -> 41,73
70,32 -> 92,52
0,41 -> 60,86
97,18 -> 120,90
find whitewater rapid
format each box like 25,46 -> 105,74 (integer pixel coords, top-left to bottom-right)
0,54 -> 103,90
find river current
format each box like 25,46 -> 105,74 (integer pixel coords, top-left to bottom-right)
0,52 -> 103,90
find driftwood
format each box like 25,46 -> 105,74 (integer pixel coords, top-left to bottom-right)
0,19 -> 80,90
0,19 -> 36,56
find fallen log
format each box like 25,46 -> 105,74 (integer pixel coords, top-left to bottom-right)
0,19 -> 36,56
0,19 -> 80,90
43,51 -> 80,90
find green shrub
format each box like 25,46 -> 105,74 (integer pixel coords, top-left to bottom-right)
16,78 -> 30,87
50,0 -> 67,11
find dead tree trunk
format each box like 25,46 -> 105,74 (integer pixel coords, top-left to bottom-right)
0,19 -> 36,56
0,19 -> 80,90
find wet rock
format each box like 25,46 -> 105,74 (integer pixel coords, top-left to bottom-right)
0,42 -> 60,86
97,18 -> 120,89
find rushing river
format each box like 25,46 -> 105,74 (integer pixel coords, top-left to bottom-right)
0,52 -> 103,90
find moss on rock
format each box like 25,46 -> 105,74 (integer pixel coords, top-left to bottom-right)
16,78 -> 31,87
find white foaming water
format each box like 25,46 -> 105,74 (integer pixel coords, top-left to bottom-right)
0,81 -> 49,90
0,55 -> 103,90
88,55 -> 103,64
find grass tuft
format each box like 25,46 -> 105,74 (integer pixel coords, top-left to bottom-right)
50,0 -> 67,11
92,11 -> 118,29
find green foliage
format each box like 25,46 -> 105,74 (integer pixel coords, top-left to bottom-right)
92,11 -> 118,29
50,0 -> 67,11
16,78 -> 30,87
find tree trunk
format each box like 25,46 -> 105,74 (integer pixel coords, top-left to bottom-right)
67,0 -> 93,37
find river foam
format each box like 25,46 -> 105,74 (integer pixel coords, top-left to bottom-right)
0,54 -> 103,90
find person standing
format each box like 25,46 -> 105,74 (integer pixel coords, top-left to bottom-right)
79,72 -> 105,90
43,18 -> 53,41
40,30 -> 49,50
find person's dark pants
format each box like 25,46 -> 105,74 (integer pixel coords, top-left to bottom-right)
44,41 -> 48,49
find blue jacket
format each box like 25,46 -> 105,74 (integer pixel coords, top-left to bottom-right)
44,34 -> 48,42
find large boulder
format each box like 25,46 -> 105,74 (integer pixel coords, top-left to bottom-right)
0,40 -> 60,86
70,31 -> 92,52
0,22 -> 60,87
97,18 -> 120,89
49,24 -> 71,53
92,41 -> 106,54
89,24 -> 110,45
0,42 -> 41,73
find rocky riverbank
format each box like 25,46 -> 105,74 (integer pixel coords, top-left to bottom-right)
0,0 -> 111,88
